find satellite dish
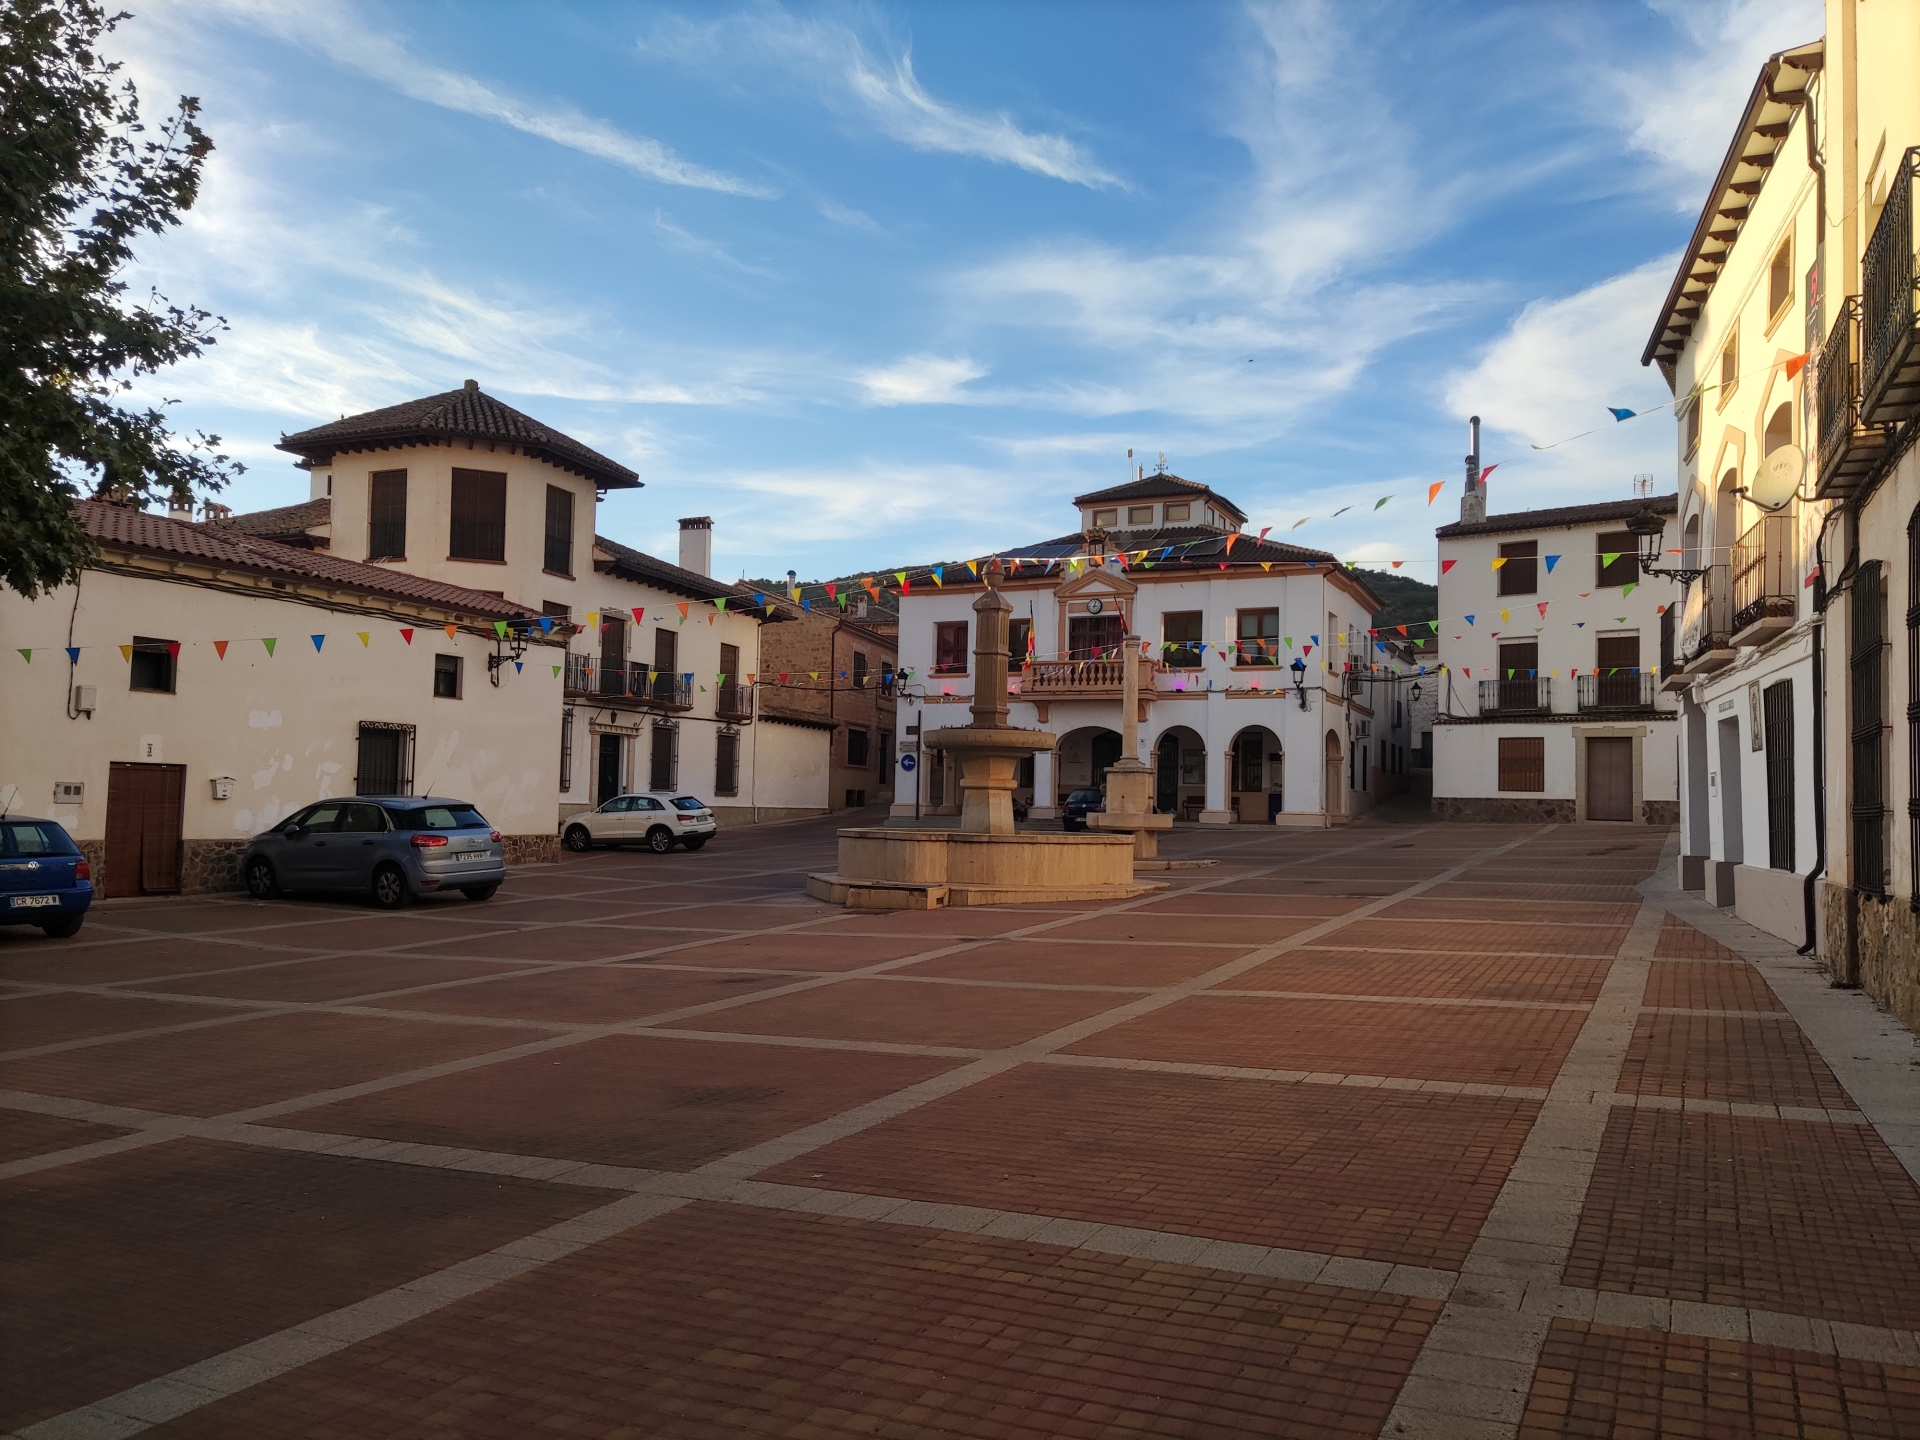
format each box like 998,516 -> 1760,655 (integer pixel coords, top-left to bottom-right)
1752,445 -> 1803,507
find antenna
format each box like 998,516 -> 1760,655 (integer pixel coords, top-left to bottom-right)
1156,451 -> 1166,474
1632,473 -> 1653,499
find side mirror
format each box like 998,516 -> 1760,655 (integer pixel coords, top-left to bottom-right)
286,825 -> 307,840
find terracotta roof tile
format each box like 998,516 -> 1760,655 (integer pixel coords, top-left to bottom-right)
1435,494 -> 1677,540
214,497 -> 332,539
1072,472 -> 1246,519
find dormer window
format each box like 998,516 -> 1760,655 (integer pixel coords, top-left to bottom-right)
1127,505 -> 1154,525
1164,501 -> 1190,523
1092,508 -> 1118,529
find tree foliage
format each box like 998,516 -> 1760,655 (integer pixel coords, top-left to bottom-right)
1,0 -> 238,598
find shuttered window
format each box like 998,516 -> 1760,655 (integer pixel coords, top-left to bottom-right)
1596,530 -> 1639,588
715,731 -> 739,795
355,722 -> 415,796
368,470 -> 407,559
1850,560 -> 1888,896
1498,736 -> 1545,792
544,485 -> 573,575
1497,541 -> 1537,596
649,722 -> 678,791
449,469 -> 507,561
1763,680 -> 1795,871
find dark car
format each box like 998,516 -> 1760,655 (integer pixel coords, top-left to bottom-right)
1061,788 -> 1105,831
241,797 -> 506,909
0,816 -> 92,938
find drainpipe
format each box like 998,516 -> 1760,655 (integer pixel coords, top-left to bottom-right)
1797,584 -> 1826,955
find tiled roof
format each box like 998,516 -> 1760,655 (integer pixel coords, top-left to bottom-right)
1013,525 -> 1336,568
214,497 -> 332,540
592,534 -> 748,606
1435,494 -> 1678,540
277,381 -> 641,490
79,502 -> 532,619
1072,472 -> 1246,520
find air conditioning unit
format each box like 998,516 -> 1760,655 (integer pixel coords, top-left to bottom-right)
72,685 -> 97,715
1354,719 -> 1371,738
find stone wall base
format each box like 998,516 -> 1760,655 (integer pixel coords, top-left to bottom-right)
708,805 -> 830,826
1642,800 -> 1680,825
181,839 -> 248,895
503,833 -> 560,866
1434,797 -> 1576,823
1823,884 -> 1920,1036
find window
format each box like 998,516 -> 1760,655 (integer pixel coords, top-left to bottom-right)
601,616 -> 628,696
1763,680 -> 1795,871
1091,508 -> 1118,528
541,600 -> 571,624
449,468 -> 507,561
720,642 -> 740,683
433,653 -> 462,698
1236,608 -> 1279,665
128,636 -> 176,693
1595,633 -> 1642,708
560,707 -> 574,792
1764,402 -> 1793,456
852,649 -> 869,688
1496,640 -> 1540,711
715,730 -> 739,796
1068,612 -> 1123,659
1849,560 -> 1888,896
1008,619 -> 1032,664
649,722 -> 679,791
934,621 -> 968,673
1164,501 -> 1190,523
1127,505 -> 1154,525
338,803 -> 387,833
1596,530 -> 1639,587
355,721 -> 415,795
1233,732 -> 1266,792
1163,611 -> 1203,669
368,470 -> 407,560
1498,736 -> 1545,792
1684,395 -> 1701,458
544,485 -> 574,576
1768,237 -> 1792,319
654,628 -> 677,674
1719,329 -> 1739,401
1497,540 -> 1538,596
847,728 -> 870,766
880,660 -> 895,696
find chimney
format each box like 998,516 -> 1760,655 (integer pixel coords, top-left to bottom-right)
1460,415 -> 1486,524
167,500 -> 194,524
678,516 -> 712,576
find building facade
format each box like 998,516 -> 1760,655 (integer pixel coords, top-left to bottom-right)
0,503 -> 564,897
889,473 -> 1410,826
1432,497 -> 1681,825
757,611 -> 900,812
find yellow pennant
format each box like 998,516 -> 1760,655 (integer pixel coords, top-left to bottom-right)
119,644 -> 133,662
1491,557 -> 1507,570
357,632 -> 370,647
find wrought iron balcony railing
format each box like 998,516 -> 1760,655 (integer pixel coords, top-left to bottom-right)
1477,677 -> 1551,716
715,684 -> 753,720
1680,563 -> 1735,673
1816,296 -> 1890,498
648,673 -> 693,709
1730,513 -> 1798,644
1023,656 -> 1158,697
1577,672 -> 1656,712
562,652 -> 593,695
1862,145 -> 1920,426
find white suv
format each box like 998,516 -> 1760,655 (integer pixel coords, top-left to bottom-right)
562,795 -> 718,855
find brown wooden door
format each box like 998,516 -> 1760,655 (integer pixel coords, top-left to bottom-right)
1586,737 -> 1634,822
105,762 -> 186,897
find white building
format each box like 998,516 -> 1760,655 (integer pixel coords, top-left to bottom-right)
890,473 -> 1414,825
1432,495 -> 1680,824
0,502 -> 565,897
268,381 -> 828,827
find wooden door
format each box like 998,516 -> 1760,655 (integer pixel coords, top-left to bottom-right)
105,762 -> 186,897
1586,737 -> 1634,821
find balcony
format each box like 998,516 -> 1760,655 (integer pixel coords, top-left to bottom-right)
715,683 -> 753,721
1018,655 -> 1159,721
1577,673 -> 1656,713
648,673 -> 693,710
562,652 -> 593,695
1861,146 -> 1920,426
1815,296 -> 1890,498
1730,513 -> 1797,646
1477,677 -> 1551,716
1659,607 -> 1688,693
1681,563 -> 1736,676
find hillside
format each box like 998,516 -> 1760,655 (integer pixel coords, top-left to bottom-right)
1364,571 -> 1438,629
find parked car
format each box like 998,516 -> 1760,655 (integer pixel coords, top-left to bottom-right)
0,816 -> 93,938
562,794 -> 718,854
241,797 -> 505,908
1061,788 -> 1106,831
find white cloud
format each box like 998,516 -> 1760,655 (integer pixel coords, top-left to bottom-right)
817,198 -> 883,233
175,0 -> 774,197
639,8 -> 1121,188
858,355 -> 986,406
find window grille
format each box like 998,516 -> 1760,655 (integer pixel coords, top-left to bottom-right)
560,707 -> 574,793
934,621 -> 969,672
1849,560 -> 1889,896
1498,736 -> 1545,792
368,470 -> 407,559
449,469 -> 507,561
544,485 -> 574,575
715,729 -> 739,796
649,721 -> 679,791
355,722 -> 415,796
1763,681 -> 1795,871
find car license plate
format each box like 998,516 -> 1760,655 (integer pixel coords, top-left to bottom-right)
456,851 -> 492,862
8,895 -> 59,909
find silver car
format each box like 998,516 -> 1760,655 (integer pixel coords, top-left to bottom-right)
242,797 -> 506,907
561,794 -> 717,854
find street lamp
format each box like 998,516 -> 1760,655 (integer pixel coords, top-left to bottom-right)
1626,505 -> 1706,585
1289,656 -> 1309,710
1409,681 -> 1423,704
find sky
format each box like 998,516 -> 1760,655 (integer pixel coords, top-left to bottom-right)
112,0 -> 1825,585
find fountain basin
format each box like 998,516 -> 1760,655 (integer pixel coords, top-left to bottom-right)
806,828 -> 1162,909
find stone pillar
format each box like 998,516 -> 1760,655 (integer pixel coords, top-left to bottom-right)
1095,635 -> 1169,855
1200,723 -> 1233,825
1030,748 -> 1058,819
969,586 -> 1010,730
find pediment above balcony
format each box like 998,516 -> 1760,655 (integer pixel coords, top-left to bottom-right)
1053,567 -> 1137,602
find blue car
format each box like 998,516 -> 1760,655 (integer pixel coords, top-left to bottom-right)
0,816 -> 94,938
240,796 -> 506,909
1060,788 -> 1105,832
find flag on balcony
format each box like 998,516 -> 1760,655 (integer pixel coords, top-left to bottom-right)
262,638 -> 277,656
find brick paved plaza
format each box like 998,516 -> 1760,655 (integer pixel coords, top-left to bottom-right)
4,813 -> 1919,1439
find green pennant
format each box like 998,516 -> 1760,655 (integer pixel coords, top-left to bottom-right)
552,664 -> 561,678
1621,582 -> 1637,598
1601,552 -> 1621,568
261,637 -> 277,656
16,648 -> 28,663
493,620 -> 509,638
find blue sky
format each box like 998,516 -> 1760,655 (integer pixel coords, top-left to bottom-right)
116,0 -> 1822,583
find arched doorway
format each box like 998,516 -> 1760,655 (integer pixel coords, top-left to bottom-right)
1154,726 -> 1205,818
1058,726 -> 1122,798
1230,726 -> 1283,824
1323,730 -> 1343,822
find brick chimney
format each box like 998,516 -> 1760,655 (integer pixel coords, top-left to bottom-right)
678,516 -> 712,576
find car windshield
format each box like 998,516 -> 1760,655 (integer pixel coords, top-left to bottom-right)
392,805 -> 489,830
0,821 -> 78,856
1068,791 -> 1102,804
670,797 -> 708,811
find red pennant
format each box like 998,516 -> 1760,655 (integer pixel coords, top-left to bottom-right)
166,642 -> 181,658
399,628 -> 414,644
1440,559 -> 1456,574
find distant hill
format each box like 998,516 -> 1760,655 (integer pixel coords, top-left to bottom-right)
1364,571 -> 1438,628
742,573 -> 901,618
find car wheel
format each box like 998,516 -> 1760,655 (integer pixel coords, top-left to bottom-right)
563,824 -> 593,853
37,914 -> 84,939
682,837 -> 707,851
645,826 -> 674,854
371,863 -> 413,909
460,884 -> 498,902
244,856 -> 279,899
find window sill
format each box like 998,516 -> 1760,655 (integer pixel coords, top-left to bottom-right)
543,569 -> 574,580
368,554 -> 407,563
930,669 -> 969,677
446,555 -> 508,565
1762,300 -> 1792,341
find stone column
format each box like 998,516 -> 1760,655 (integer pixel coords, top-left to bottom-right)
1029,748 -> 1058,819
969,586 -> 1010,731
1199,713 -> 1233,824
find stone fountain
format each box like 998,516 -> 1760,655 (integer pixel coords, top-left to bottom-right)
806,575 -> 1162,910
